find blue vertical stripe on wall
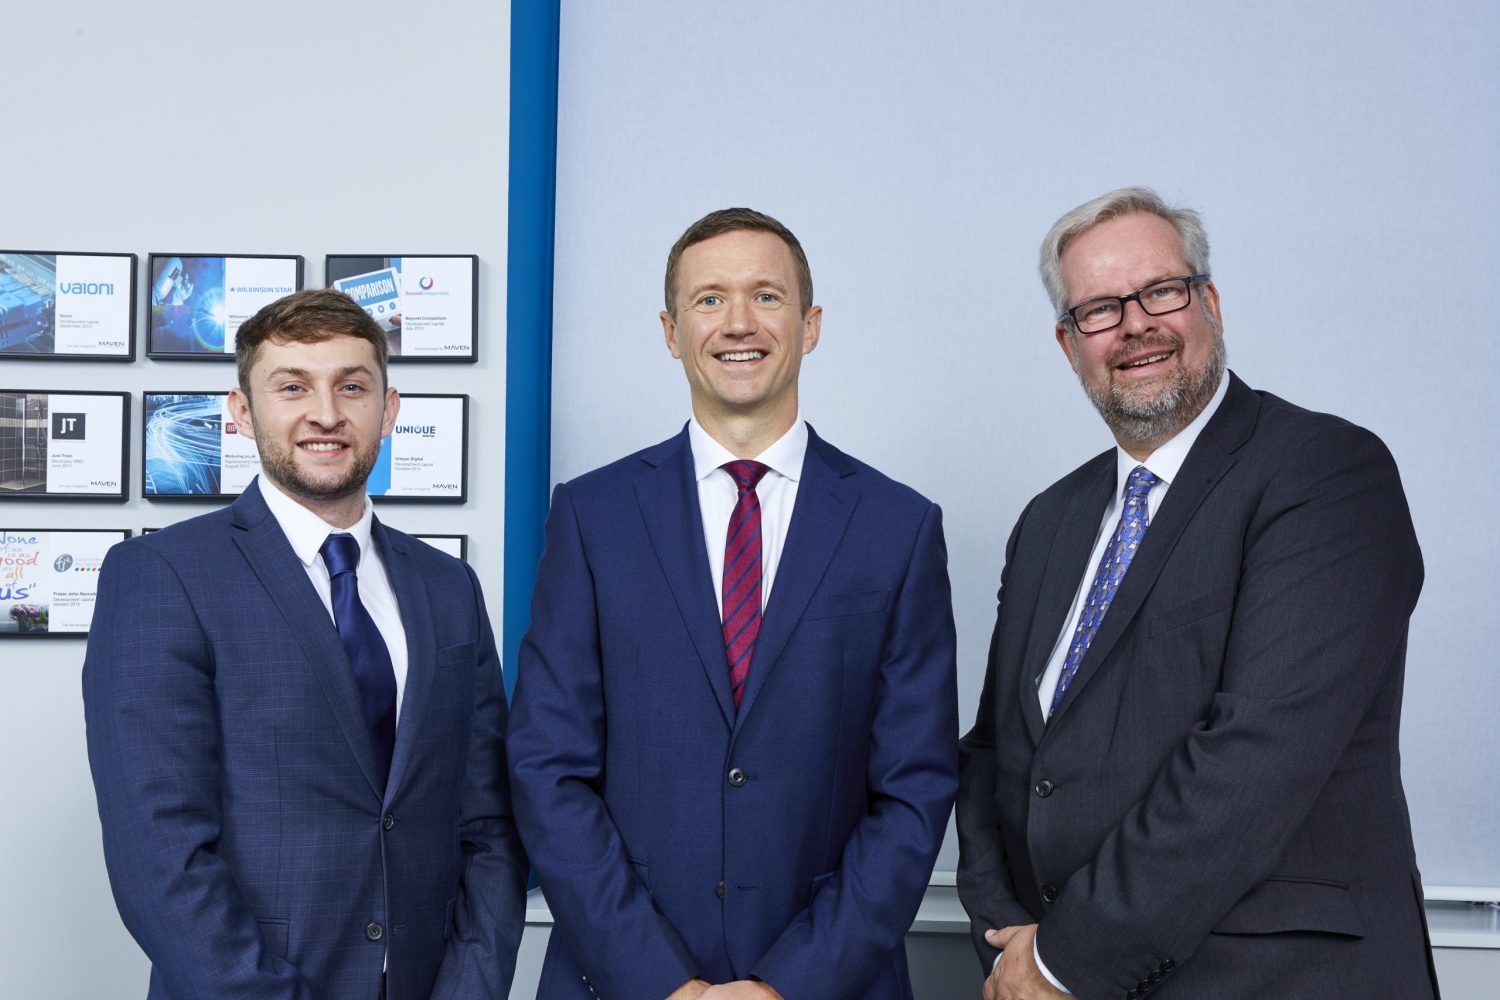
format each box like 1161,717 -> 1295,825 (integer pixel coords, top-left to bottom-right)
503,0 -> 560,698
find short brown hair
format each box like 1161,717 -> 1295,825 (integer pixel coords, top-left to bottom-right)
235,288 -> 390,393
664,207 -> 814,317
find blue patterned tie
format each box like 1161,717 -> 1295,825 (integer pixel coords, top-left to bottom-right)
1049,465 -> 1159,720
321,533 -> 397,788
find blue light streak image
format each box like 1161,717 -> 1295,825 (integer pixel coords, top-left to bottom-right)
144,394 -> 222,495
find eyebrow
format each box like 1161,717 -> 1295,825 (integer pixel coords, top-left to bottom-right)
682,277 -> 791,301
264,365 -> 376,383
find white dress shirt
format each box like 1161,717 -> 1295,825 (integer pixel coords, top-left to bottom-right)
257,475 -> 409,721
1020,373 -> 1228,993
687,416 -> 807,619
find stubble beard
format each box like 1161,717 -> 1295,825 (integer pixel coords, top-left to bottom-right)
257,436 -> 380,507
1077,317 -> 1227,447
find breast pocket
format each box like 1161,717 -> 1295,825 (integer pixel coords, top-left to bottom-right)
434,640 -> 476,670
802,589 -> 890,621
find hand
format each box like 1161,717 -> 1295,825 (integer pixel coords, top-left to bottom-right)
983,924 -> 1068,1000
665,980 -> 712,1000
701,982 -> 784,999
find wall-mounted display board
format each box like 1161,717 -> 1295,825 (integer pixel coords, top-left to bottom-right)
413,533 -> 468,560
0,252 -> 136,360
326,255 -> 478,361
143,392 -> 468,502
0,391 -> 129,500
146,254 -> 303,359
0,528 -> 130,635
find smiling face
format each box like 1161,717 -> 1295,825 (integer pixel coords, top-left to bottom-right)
661,228 -> 822,444
227,333 -> 399,527
1056,211 -> 1225,458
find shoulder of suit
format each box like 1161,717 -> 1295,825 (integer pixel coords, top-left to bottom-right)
131,504 -> 238,555
1241,385 -> 1391,457
558,432 -> 686,499
807,433 -> 937,512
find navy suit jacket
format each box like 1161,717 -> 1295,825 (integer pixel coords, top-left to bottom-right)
956,375 -> 1439,999
507,427 -> 958,999
84,480 -> 526,1000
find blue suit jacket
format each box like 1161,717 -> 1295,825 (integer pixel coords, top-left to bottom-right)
507,427 -> 959,1000
83,480 -> 526,999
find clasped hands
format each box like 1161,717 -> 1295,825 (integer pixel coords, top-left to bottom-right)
668,978 -> 783,1000
983,924 -> 1068,1000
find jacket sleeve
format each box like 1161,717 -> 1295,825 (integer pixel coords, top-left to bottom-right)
506,483 -> 703,999
429,563 -> 529,998
748,502 -> 960,998
956,502 -> 1041,973
82,540 -> 314,999
1035,424 -> 1424,998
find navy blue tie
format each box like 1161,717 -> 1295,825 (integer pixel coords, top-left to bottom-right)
321,533 -> 397,789
1049,465 -> 1158,719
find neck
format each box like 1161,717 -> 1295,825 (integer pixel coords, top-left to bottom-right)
267,475 -> 367,529
693,403 -> 797,460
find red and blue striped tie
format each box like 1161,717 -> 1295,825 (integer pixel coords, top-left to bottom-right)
721,460 -> 770,710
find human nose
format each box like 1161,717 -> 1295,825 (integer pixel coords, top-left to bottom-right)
722,294 -> 757,335
1117,294 -> 1156,336
305,385 -> 344,428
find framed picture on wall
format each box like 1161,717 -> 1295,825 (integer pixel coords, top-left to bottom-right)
325,255 -> 478,361
0,252 -> 136,360
413,533 -> 468,560
142,392 -> 467,502
0,528 -> 131,636
0,390 -> 130,501
146,254 -> 303,360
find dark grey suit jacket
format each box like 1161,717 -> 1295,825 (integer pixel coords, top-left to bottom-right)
956,374 -> 1439,1000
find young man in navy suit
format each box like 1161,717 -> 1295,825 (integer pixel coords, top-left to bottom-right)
956,188 -> 1437,999
507,208 -> 959,999
84,290 -> 526,999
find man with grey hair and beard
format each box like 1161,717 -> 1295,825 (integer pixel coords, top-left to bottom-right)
956,188 -> 1438,1000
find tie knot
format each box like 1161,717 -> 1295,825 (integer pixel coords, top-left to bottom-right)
321,533 -> 361,578
722,459 -> 770,492
1123,465 -> 1158,500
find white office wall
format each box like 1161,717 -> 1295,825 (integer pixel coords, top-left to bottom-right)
0,3 -> 508,996
551,0 -> 1500,887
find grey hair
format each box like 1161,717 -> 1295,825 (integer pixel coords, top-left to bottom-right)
1039,186 -> 1211,315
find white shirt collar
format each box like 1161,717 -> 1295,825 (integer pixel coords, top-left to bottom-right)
687,415 -> 808,483
256,474 -> 376,568
1115,371 -> 1230,491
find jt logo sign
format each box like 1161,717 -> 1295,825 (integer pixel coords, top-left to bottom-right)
52,413 -> 86,439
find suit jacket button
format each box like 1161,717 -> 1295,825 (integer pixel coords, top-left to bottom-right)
383,813 -> 396,831
727,767 -> 747,787
1033,779 -> 1054,798
365,922 -> 383,941
1148,970 -> 1163,983
1160,959 -> 1175,973
1040,883 -> 1060,903
1126,989 -> 1142,999
1138,979 -> 1152,992
716,881 -> 726,899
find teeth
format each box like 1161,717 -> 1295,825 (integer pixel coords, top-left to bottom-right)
718,351 -> 764,362
1127,353 -> 1170,368
302,442 -> 346,451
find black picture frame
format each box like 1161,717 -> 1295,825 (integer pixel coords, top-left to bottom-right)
412,533 -> 468,560
145,253 -> 304,360
325,255 -> 479,362
0,527 -> 132,637
0,390 -> 130,501
0,251 -> 137,361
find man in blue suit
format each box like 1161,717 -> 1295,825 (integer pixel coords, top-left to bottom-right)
84,290 -> 526,999
507,208 -> 959,999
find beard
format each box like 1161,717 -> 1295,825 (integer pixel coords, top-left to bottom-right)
256,436 -> 381,507
1076,318 -> 1227,447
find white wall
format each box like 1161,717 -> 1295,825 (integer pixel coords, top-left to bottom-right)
0,4 -> 508,996
549,0 -> 1500,891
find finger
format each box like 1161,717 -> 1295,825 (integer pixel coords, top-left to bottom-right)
988,924 -> 1022,947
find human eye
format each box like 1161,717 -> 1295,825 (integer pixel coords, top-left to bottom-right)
694,294 -> 723,311
1079,299 -> 1119,323
1143,281 -> 1180,301
754,291 -> 784,307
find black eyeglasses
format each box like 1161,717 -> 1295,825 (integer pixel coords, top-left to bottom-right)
1061,274 -> 1210,335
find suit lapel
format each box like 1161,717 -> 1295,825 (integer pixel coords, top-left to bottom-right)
375,521 -> 434,804
635,430 -> 738,727
1049,375 -> 1260,723
1020,456 -> 1113,745
230,482 -> 385,800
736,430 -> 858,725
